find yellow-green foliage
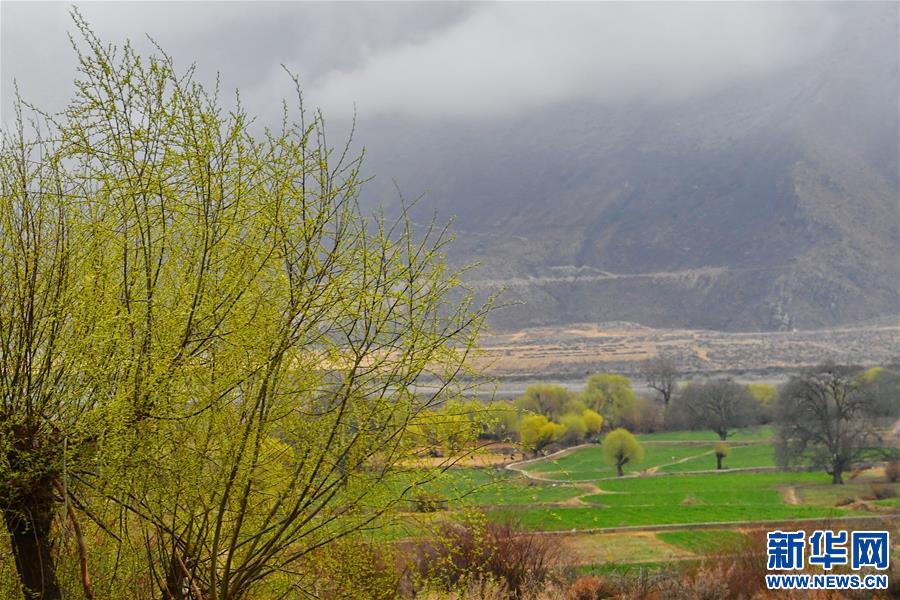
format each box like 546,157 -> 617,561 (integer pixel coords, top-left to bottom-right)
0,14 -> 493,599
560,413 -> 588,443
746,383 -> 778,407
714,441 -> 731,457
582,409 -> 604,436
519,415 -> 567,454
581,374 -> 639,428
856,367 -> 885,384
514,384 -> 575,420
482,400 -> 520,440
602,428 -> 644,475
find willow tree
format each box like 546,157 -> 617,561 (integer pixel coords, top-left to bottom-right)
1,14 -> 492,600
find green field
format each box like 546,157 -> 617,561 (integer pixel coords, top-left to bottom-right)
655,530 -> 749,553
523,443 -> 713,480
635,426 -> 774,442
424,468 -> 584,505
398,424 -> 893,549
523,440 -> 777,481
474,471 -> 863,531
659,443 -> 776,472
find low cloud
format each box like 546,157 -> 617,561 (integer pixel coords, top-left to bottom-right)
303,3 -> 840,119
3,3 -> 840,125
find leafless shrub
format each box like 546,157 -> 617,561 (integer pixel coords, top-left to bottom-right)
403,519 -> 561,598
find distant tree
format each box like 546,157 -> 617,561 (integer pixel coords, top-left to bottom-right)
747,383 -> 779,423
677,379 -> 757,440
775,364 -> 894,484
519,415 -> 566,455
581,374 -> 639,428
714,441 -> 730,470
582,409 -> 604,438
559,413 -> 588,445
855,367 -> 900,418
482,401 -> 521,441
514,384 -> 575,420
602,428 -> 644,476
640,355 -> 679,409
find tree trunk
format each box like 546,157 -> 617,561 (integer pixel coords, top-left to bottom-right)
3,486 -> 62,600
616,463 -> 624,477
832,469 -> 844,485
716,455 -> 723,470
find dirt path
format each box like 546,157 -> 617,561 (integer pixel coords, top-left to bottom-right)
643,449 -> 714,474
782,486 -> 800,505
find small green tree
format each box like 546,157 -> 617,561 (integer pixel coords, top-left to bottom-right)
602,428 -> 644,476
714,441 -> 730,470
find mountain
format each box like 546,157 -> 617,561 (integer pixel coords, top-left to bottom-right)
358,4 -> 899,332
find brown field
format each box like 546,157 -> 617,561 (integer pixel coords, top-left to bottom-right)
476,321 -> 900,379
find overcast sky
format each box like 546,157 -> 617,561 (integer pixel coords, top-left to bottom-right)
2,2 -> 843,126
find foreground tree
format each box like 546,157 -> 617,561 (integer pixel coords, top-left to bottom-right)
775,365 -> 894,484
640,354 -> 679,409
602,428 -> 643,476
0,15 -> 492,599
675,379 -> 757,440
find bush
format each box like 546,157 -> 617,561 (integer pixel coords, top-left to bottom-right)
306,539 -> 400,600
404,518 -> 561,597
566,575 -> 616,600
653,565 -> 733,600
885,459 -> 900,483
866,484 -> 897,501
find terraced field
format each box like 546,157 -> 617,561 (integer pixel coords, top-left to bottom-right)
401,427 -> 898,570
490,472 -> 862,531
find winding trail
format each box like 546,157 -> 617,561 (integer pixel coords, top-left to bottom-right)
505,443 -> 785,484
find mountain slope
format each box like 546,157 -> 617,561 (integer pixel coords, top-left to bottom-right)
359,4 -> 899,331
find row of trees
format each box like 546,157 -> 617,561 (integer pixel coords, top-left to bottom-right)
511,360 -> 898,483
649,361 -> 899,484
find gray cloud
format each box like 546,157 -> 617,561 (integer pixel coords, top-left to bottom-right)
3,2 -> 840,126
302,3 -> 840,120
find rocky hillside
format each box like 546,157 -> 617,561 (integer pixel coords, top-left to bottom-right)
359,4 -> 899,331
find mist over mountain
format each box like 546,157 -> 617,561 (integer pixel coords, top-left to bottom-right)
3,3 -> 897,333
354,4 -> 899,332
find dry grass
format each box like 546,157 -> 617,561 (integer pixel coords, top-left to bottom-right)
477,322 -> 899,377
